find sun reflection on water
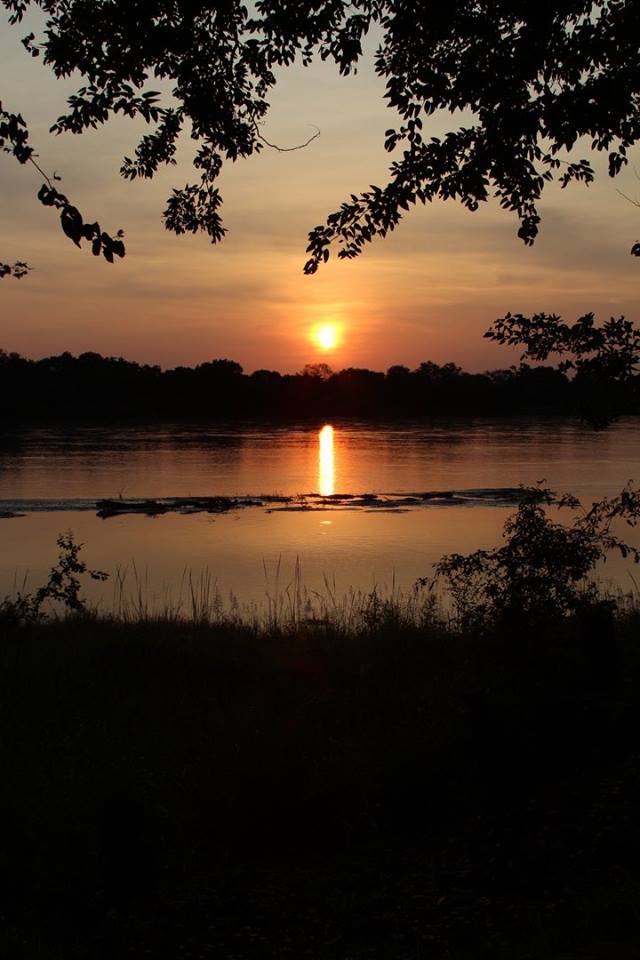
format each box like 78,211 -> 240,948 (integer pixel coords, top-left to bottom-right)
319,424 -> 335,497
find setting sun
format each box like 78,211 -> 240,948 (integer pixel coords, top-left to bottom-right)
312,323 -> 340,351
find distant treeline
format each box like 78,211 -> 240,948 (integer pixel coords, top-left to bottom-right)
3,350 -> 638,421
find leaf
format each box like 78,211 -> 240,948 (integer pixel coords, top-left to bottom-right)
37,184 -> 54,206
60,208 -> 83,246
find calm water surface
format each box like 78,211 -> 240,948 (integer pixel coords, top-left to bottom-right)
2,418 -> 639,611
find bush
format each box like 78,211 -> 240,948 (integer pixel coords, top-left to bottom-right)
427,484 -> 640,626
0,532 -> 107,625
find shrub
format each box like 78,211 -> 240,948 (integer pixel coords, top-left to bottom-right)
427,484 -> 640,626
0,532 -> 108,625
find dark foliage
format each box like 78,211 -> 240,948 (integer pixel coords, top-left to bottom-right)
486,312 -> 640,424
0,532 -> 107,625
0,260 -> 29,279
37,182 -> 126,261
431,483 -> 640,626
1,103 -> 125,263
3,2 -> 640,267
2,346 -> 631,421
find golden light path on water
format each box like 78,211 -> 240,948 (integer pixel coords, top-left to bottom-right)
318,424 -> 335,497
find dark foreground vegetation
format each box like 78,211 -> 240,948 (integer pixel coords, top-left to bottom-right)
4,490 -> 640,957
2,348 -> 638,422
3,603 -> 640,959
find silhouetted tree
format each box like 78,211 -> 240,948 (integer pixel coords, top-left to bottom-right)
0,348 -> 593,422
386,364 -> 410,379
385,364 -> 414,411
251,369 -> 281,384
328,367 -> 385,415
301,363 -> 333,380
2,1 -> 640,268
486,312 -> 640,424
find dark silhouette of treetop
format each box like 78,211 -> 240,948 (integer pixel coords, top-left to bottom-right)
4,347 -> 625,421
486,311 -> 640,424
487,312 -> 640,383
301,362 -> 334,380
3,0 -> 640,269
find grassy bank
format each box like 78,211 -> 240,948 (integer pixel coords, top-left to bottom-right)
3,605 -> 640,958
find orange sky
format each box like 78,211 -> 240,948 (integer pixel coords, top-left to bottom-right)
1,15 -> 639,373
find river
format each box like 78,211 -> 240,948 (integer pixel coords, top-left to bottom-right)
1,418 -> 638,615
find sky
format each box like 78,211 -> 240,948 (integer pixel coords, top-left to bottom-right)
1,12 -> 639,374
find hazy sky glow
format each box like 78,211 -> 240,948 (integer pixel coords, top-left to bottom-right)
1,15 -> 639,373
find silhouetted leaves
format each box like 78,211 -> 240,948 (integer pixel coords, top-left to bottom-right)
487,313 -> 640,378
2,102 -> 125,266
302,0 -> 640,271
0,532 -> 107,625
486,312 -> 640,425
37,182 -> 125,262
121,109 -> 183,180
431,483 -> 640,626
301,362 -> 333,380
0,102 -> 32,162
0,260 -> 30,279
3,2 -> 639,267
164,182 -> 226,243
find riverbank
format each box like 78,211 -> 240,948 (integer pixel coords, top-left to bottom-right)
3,605 -> 640,957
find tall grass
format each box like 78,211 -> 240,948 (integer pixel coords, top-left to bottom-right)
104,554 -> 443,634
111,561 -> 241,625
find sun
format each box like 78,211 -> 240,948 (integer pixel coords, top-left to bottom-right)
312,323 -> 339,351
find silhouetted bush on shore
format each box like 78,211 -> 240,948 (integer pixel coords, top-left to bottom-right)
3,347 -> 637,421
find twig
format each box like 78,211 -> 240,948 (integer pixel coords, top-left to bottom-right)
616,164 -> 640,208
28,155 -> 56,189
255,122 -> 320,152
617,189 -> 640,209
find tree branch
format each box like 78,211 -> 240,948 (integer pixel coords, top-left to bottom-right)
254,123 -> 320,153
